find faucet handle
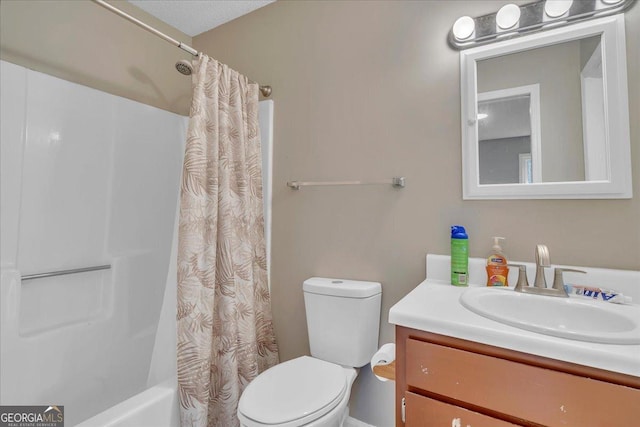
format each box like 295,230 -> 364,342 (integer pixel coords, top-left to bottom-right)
553,268 -> 587,296
508,264 -> 529,291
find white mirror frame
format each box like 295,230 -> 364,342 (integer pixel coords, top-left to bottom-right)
461,15 -> 632,199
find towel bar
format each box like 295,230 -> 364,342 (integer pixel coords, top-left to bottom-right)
287,176 -> 405,190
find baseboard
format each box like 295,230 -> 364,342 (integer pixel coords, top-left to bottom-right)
345,417 -> 376,427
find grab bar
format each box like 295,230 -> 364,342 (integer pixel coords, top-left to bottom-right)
21,264 -> 111,281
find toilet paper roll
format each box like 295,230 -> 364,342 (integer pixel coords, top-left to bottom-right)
370,343 -> 396,382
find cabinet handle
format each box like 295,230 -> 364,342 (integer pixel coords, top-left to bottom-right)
401,397 -> 406,423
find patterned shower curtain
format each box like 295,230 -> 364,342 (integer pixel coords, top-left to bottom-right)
177,54 -> 279,427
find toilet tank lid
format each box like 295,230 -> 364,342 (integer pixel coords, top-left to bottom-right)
303,277 -> 381,298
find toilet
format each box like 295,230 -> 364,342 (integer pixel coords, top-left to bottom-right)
238,277 -> 382,427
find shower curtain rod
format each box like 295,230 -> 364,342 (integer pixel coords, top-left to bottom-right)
91,0 -> 272,97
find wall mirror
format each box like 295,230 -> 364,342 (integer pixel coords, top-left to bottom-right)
461,15 -> 632,199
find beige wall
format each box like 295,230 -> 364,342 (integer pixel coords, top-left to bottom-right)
194,0 -> 640,370
0,0 -> 192,115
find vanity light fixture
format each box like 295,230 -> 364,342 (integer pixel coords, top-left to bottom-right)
544,0 -> 573,18
496,4 -> 521,29
448,0 -> 635,50
452,16 -> 475,40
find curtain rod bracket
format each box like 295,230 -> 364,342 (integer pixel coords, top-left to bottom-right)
260,86 -> 272,97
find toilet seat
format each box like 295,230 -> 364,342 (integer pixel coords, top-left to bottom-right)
238,356 -> 347,426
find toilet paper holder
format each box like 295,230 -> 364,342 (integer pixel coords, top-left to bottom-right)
371,343 -> 396,381
372,360 -> 396,381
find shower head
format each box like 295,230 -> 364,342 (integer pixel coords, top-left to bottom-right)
174,58 -> 272,97
175,60 -> 193,76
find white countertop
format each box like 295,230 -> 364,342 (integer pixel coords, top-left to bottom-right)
388,255 -> 640,378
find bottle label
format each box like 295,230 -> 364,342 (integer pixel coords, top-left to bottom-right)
451,239 -> 469,286
486,265 -> 509,286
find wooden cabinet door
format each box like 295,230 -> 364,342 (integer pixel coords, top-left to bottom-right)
405,392 -> 520,427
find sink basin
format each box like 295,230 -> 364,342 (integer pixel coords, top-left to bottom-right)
460,287 -> 640,344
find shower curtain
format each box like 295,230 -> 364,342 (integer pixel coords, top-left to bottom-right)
177,55 -> 279,427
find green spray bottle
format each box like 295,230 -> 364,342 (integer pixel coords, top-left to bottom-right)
451,225 -> 469,286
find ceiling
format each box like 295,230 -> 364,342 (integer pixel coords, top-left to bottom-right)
128,0 -> 275,37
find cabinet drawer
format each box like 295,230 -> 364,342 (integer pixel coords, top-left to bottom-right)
406,339 -> 640,426
405,392 -> 519,427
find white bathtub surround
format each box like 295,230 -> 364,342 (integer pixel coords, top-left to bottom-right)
76,378 -> 179,427
259,100 -> 274,285
0,60 -> 187,425
147,178 -> 182,388
177,55 -> 279,425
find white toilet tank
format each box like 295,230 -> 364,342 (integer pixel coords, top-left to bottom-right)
303,277 -> 382,368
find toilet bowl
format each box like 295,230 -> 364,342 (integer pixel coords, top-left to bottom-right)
238,278 -> 382,427
238,356 -> 357,427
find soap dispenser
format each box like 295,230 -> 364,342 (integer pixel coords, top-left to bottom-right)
486,237 -> 509,287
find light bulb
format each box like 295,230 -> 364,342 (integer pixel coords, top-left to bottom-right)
496,4 -> 521,29
452,16 -> 475,41
544,0 -> 573,18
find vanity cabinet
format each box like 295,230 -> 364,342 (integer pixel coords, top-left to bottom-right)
395,326 -> 640,427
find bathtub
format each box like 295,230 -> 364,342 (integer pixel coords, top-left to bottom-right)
76,378 -> 179,427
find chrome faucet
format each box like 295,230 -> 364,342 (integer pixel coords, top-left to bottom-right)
512,245 -> 585,298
